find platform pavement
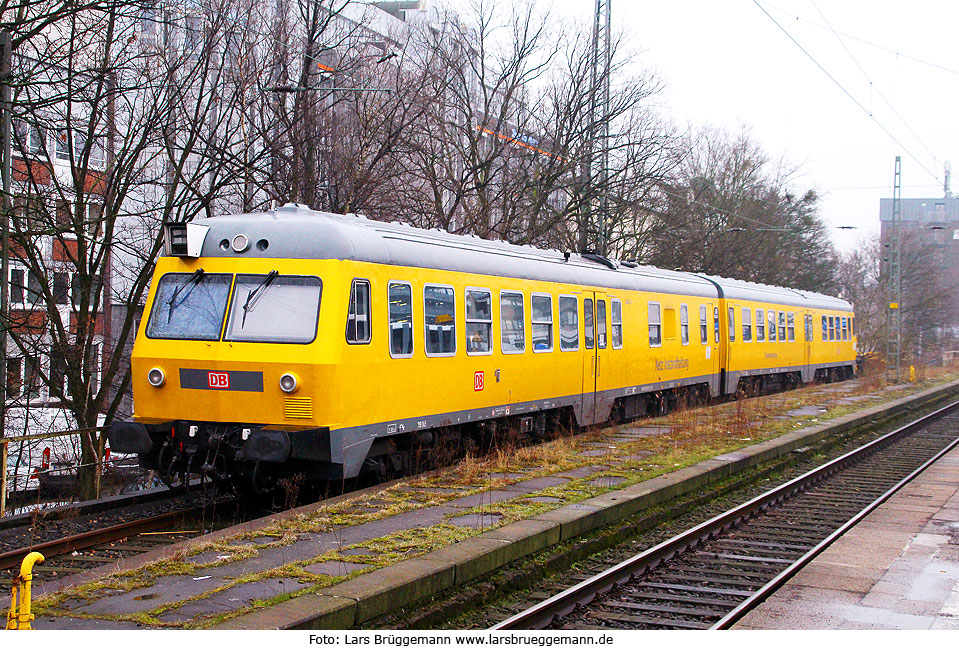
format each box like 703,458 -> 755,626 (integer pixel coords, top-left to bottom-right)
26,378 -> 959,630
734,438 -> 959,630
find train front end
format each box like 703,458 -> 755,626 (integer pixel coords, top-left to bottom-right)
108,210 -> 346,492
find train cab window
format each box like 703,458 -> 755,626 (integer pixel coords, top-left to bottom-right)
531,294 -> 554,352
742,307 -> 752,342
424,285 -> 456,356
649,302 -> 662,347
465,288 -> 492,355
778,311 -> 786,342
388,281 -> 414,358
680,304 -> 689,345
611,299 -> 623,349
756,309 -> 765,342
714,307 -> 720,343
346,279 -> 371,344
501,291 -> 526,354
224,274 -> 323,344
728,307 -> 736,342
146,272 -> 233,341
559,296 -> 579,351
822,315 -> 828,341
597,300 -> 608,349
700,305 -> 708,344
768,310 -> 777,342
787,312 -> 795,342
584,298 -> 594,349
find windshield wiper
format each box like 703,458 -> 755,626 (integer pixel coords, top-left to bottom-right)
241,270 -> 279,327
167,268 -> 205,322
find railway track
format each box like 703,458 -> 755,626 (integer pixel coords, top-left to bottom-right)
0,496 -> 240,590
493,399 -> 959,630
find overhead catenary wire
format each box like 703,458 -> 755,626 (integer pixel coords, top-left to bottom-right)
808,0 -> 942,169
751,0 -> 941,184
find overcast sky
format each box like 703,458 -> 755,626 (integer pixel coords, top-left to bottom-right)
530,0 -> 959,252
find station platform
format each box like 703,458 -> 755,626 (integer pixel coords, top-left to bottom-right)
23,378 -> 959,630
735,442 -> 959,630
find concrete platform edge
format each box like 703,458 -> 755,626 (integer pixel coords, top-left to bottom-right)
150,380 -> 959,629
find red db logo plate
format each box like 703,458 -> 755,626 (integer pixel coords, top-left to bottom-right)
474,371 -> 484,392
208,372 -> 230,389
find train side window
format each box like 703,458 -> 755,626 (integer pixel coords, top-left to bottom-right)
531,293 -> 554,353
680,304 -> 689,345
584,298 -> 594,349
742,307 -> 752,342
424,284 -> 456,357
851,318 -> 855,337
465,288 -> 492,355
768,310 -> 777,342
501,291 -> 526,354
559,296 -> 579,351
346,279 -> 371,344
822,315 -> 828,341
597,300 -> 608,349
805,314 -> 813,341
611,299 -> 623,349
778,311 -> 786,342
828,316 -> 835,341
649,302 -> 662,347
787,312 -> 795,342
727,307 -> 736,342
714,306 -> 720,343
699,305 -> 708,344
842,317 -> 849,340
388,281 -> 413,358
756,308 -> 765,342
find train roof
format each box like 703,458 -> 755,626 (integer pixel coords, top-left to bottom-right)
188,204 -> 852,311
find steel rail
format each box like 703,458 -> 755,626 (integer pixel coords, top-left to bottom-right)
0,502 -> 223,571
491,398 -> 959,630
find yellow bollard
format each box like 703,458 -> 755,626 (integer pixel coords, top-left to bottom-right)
6,552 -> 44,630
910,365 -> 916,383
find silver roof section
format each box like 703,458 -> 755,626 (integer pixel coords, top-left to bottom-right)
190,204 -> 849,309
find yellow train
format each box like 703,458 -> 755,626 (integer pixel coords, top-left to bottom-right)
109,205 -> 857,490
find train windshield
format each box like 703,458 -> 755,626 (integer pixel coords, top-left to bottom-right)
224,274 -> 322,343
145,272 -> 233,340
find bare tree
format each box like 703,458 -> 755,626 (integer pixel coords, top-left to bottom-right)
6,1 -> 263,498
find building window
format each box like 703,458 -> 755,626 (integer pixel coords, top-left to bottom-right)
388,281 -> 413,358
559,296 -> 579,351
465,288 -> 492,354
53,272 -> 70,305
500,291 -> 525,354
756,308 -> 765,342
611,299 -> 623,349
346,279 -> 371,344
649,302 -> 662,347
742,307 -> 752,342
424,285 -> 455,356
680,304 -> 689,345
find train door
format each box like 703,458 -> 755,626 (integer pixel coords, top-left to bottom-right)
802,311 -> 813,383
581,292 -> 611,425
707,301 -> 722,396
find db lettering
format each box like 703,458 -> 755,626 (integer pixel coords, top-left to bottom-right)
208,372 -> 230,389
474,371 -> 484,391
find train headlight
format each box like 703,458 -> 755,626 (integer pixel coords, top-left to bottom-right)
279,373 -> 298,393
232,234 -> 250,253
148,367 -> 166,387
